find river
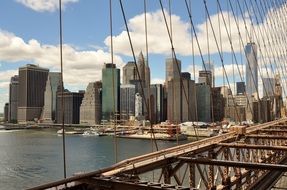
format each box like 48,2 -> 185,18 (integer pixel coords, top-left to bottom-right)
0,128 -> 189,189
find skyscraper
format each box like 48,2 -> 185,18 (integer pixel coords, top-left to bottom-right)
122,62 -> 136,85
150,84 -> 164,124
102,63 -> 120,121
165,58 -> 181,84
56,90 -> 84,124
245,42 -> 258,98
167,78 -> 181,123
196,83 -> 211,122
137,51 -> 146,86
236,82 -> 246,95
8,75 -> 19,123
181,73 -> 196,122
41,72 -> 61,123
135,93 -> 143,119
145,59 -> 150,89
262,78 -> 275,97
4,103 -> 9,122
17,64 -> 49,123
120,84 -> 136,120
198,70 -> 213,87
80,81 -> 102,125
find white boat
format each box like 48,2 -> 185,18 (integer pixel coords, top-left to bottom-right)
57,129 -> 83,135
57,129 -> 63,134
82,130 -> 99,136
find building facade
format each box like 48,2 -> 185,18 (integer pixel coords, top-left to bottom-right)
165,58 -> 181,84
8,75 -> 19,123
236,82 -> 246,95
262,78 -> 275,97
80,81 -> 102,125
150,84 -> 164,124
41,72 -> 61,123
101,63 -> 120,121
17,64 -> 49,123
56,91 -> 84,124
198,70 -> 213,87
135,93 -> 143,119
212,87 -> 225,122
196,83 -> 211,122
245,42 -> 258,98
4,103 -> 9,122
120,84 -> 136,121
122,62 -> 136,85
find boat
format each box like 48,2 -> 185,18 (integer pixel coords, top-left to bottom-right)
82,130 -> 99,136
57,129 -> 83,135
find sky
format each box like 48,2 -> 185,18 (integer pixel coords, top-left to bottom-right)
0,0 -> 286,112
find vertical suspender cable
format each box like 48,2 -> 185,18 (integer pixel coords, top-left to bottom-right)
189,0 -> 199,140
217,0 -> 254,119
144,0 -> 154,157
228,1 -> 236,97
118,0 -> 159,151
58,0 -> 67,180
205,3 -> 215,126
168,0 -> 179,146
202,0 -> 242,124
110,0 -> 118,163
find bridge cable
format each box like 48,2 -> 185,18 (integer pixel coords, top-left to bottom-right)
246,0 -> 285,109
188,0 -> 199,141
255,0 -> 287,117
143,0 -> 155,182
244,0 -> 285,118
168,0 -> 179,146
266,0 -> 287,115
185,0 -> 242,124
205,1 -> 215,128
158,0 -> 200,143
234,0 -> 278,121
58,0 -> 67,180
264,0 -> 287,99
109,0 -> 118,164
221,0 -> 269,119
118,0 -> 159,151
252,0 -> 287,101
202,0 -> 242,124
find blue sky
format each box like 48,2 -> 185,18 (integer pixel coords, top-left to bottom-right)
0,0 -> 285,111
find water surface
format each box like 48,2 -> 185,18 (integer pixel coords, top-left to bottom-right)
0,129 -> 187,189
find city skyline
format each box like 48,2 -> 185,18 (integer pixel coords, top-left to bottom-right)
0,0 -> 286,111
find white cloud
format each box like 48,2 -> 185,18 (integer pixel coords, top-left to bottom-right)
105,10 -> 191,56
16,0 -> 78,12
0,30 -> 124,85
151,78 -> 164,84
0,30 -> 124,110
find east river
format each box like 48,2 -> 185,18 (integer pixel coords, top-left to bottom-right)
0,129 -> 189,189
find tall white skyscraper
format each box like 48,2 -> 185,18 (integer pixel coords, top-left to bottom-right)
245,42 -> 258,98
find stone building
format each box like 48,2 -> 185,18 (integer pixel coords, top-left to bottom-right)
80,81 -> 102,125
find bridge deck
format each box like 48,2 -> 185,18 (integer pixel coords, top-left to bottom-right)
28,118 -> 287,190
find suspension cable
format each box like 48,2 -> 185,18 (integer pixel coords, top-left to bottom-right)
252,0 -> 287,99
215,0 -> 254,117
109,0 -> 118,163
235,0 -> 277,119
118,0 -> 159,151
189,0 -> 199,140
158,0 -> 197,131
202,0 -> 242,123
58,0 -> 67,180
262,0 -> 287,97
